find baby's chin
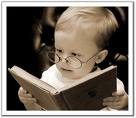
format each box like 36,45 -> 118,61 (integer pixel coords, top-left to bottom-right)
63,74 -> 80,80
59,69 -> 82,80
56,65 -> 83,80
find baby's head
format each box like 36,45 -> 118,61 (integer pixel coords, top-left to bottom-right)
54,7 -> 119,79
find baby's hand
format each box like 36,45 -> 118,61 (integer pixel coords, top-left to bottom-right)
18,87 -> 45,110
103,91 -> 128,110
18,87 -> 37,105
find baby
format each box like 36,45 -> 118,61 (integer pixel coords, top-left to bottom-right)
18,7 -> 128,110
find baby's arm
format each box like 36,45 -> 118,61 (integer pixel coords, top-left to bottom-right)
102,79 -> 128,110
18,87 -> 45,110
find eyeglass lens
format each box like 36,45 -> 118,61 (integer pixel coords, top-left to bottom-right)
47,52 -> 82,68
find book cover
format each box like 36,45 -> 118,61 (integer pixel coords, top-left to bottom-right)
8,65 -> 117,110
61,66 -> 117,110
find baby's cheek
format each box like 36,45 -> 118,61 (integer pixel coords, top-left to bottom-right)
82,63 -> 94,73
74,66 -> 91,78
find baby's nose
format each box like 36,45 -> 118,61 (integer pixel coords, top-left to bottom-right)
62,53 -> 69,59
61,54 -> 69,62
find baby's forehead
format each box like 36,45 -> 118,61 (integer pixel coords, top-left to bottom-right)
56,20 -> 99,43
55,26 -> 101,57
55,18 -> 99,48
55,26 -> 98,49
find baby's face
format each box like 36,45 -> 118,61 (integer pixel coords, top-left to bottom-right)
55,28 -> 99,80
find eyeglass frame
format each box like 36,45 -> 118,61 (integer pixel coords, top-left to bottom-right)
47,50 -> 101,69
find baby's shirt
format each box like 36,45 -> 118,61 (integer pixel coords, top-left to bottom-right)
41,64 -> 77,90
41,64 -> 125,92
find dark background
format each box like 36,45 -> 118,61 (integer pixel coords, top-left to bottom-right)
7,7 -> 44,110
7,7 -> 128,110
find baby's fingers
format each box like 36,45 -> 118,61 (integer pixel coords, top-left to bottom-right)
18,87 -> 27,94
18,87 -> 27,96
19,96 -> 37,104
103,101 -> 123,110
112,91 -> 125,96
18,87 -> 32,98
18,87 -> 37,104
103,96 -> 120,103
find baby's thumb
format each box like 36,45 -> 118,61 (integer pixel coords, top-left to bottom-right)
112,90 -> 125,96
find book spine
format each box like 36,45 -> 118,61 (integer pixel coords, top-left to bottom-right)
51,93 -> 69,110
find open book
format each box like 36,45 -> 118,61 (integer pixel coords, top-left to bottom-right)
8,65 -> 117,110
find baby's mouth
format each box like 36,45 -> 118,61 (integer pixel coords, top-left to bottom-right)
61,67 -> 72,72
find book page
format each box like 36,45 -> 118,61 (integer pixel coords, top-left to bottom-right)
8,66 -> 58,94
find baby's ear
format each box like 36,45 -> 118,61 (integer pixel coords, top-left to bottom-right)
95,50 -> 108,64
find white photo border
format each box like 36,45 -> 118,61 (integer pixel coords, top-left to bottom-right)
1,0 -> 134,116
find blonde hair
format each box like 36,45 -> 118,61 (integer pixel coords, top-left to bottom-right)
55,7 -> 119,49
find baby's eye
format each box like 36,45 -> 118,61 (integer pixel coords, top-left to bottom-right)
71,52 -> 81,57
56,48 -> 63,53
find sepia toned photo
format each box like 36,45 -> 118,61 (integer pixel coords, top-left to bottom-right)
1,1 -> 134,116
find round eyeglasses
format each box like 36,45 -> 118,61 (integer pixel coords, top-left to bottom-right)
47,51 -> 100,69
